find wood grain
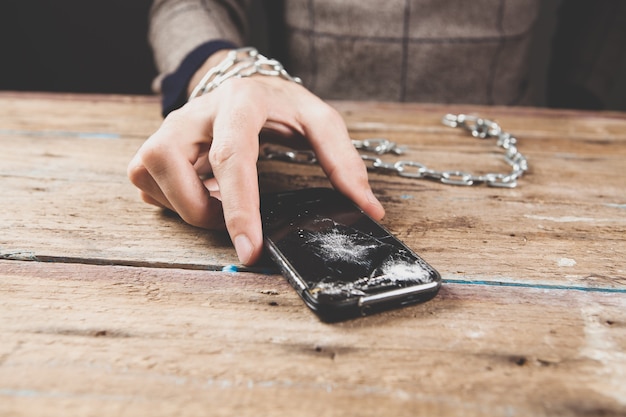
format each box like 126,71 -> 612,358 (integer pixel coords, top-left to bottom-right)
1,260 -> 625,417
0,93 -> 625,416
1,93 -> 624,289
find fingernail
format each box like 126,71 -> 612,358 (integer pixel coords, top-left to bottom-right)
366,188 -> 379,204
234,234 -> 254,265
366,189 -> 383,207
366,189 -> 385,218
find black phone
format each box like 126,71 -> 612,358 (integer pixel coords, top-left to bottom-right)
260,188 -> 441,322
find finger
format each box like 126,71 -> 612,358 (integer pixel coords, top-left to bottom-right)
130,142 -> 219,210
193,151 -> 213,176
138,191 -> 166,208
128,156 -> 176,211
300,103 -> 385,220
132,174 -> 225,230
203,177 -> 222,201
137,108 -> 225,229
210,95 -> 268,265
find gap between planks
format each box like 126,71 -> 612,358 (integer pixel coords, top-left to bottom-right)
1,252 -> 623,295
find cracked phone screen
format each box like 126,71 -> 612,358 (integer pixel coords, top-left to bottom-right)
262,190 -> 437,301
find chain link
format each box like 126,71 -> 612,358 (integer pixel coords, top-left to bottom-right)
261,113 -> 529,188
189,47 -> 302,101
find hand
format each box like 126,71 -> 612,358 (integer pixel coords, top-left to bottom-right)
128,68 -> 385,265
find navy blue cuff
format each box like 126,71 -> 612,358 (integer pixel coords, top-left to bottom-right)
160,39 -> 237,117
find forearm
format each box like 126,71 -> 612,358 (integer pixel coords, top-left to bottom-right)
149,0 -> 249,115
149,0 -> 247,77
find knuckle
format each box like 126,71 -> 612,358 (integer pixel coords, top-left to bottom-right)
208,140 -> 238,167
139,143 -> 164,166
135,139 -> 172,175
127,157 -> 150,187
309,103 -> 342,125
225,209 -> 256,234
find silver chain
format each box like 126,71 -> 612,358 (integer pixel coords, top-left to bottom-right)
189,47 -> 302,101
261,113 -> 529,188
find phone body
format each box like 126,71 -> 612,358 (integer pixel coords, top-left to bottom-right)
260,188 -> 441,322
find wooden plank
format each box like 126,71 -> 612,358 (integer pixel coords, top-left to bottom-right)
1,260 -> 625,417
0,93 -> 238,267
1,93 -> 625,289
0,92 -> 160,138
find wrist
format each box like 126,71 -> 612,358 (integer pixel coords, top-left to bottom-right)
187,49 -> 232,97
160,40 -> 237,117
187,47 -> 302,101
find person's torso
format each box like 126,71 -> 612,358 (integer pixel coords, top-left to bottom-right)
269,0 -> 540,105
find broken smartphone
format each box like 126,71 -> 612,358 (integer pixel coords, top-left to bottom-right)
260,188 -> 441,322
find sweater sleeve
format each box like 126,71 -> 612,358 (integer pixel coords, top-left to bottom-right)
149,0 -> 249,115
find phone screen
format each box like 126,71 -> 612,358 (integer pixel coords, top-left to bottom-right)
261,188 -> 440,309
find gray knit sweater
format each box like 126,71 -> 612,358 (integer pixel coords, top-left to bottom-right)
149,0 -> 626,110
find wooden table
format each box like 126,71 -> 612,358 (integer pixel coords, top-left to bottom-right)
1,92 -> 625,416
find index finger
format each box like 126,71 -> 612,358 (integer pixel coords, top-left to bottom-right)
209,97 -> 269,265
136,106 -> 224,229
301,104 -> 385,221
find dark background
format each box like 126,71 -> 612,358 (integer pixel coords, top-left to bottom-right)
1,0 -> 625,110
0,0 -> 157,95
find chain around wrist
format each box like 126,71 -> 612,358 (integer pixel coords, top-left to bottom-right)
188,47 -> 302,101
